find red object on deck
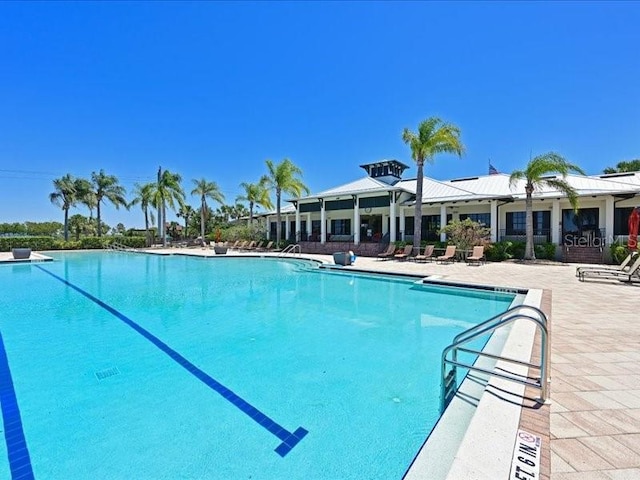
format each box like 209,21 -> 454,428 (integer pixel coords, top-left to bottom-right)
629,207 -> 640,249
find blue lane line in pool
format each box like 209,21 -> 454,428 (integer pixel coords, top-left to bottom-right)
0,331 -> 35,480
35,265 -> 308,457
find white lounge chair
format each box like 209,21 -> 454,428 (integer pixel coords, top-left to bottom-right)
576,251 -> 638,277
578,254 -> 640,282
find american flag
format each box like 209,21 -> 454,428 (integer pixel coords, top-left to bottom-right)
488,162 -> 499,175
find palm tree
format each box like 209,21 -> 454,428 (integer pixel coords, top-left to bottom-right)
263,158 -> 309,244
130,183 -> 156,247
74,178 -> 96,219
191,178 -> 225,244
177,204 -> 194,240
49,174 -> 78,241
402,117 -> 465,250
509,152 -> 585,260
151,170 -> 185,246
91,169 -> 128,237
237,179 -> 273,224
68,214 -> 88,241
603,159 -> 640,174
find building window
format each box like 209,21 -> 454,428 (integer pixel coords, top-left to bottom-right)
614,207 -> 634,235
422,215 -> 441,241
459,213 -> 491,226
404,216 -> 415,235
506,211 -> 550,235
506,212 -> 526,235
330,219 -> 351,235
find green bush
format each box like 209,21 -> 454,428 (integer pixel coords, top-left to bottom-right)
208,223 -> 267,242
484,240 -> 557,262
610,241 -> 632,264
534,242 -> 557,260
79,237 -> 107,249
485,241 -> 514,262
0,236 -> 147,251
509,241 -> 526,260
0,236 -> 59,251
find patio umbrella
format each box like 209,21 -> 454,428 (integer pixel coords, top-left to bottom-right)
628,207 -> 640,249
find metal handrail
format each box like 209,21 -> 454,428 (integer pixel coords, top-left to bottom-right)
106,242 -> 136,252
279,244 -> 301,257
440,305 -> 549,412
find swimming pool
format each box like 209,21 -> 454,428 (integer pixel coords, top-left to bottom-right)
0,252 -> 515,479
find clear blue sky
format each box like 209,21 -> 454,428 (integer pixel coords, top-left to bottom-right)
1,1 -> 638,228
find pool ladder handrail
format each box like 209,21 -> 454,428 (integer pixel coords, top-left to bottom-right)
106,242 -> 136,253
279,244 -> 301,257
440,305 -> 549,412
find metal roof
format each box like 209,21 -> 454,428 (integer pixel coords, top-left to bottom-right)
259,171 -> 640,215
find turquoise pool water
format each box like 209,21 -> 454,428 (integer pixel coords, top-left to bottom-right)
0,252 -> 514,479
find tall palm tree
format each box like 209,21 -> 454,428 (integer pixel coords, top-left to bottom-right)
402,117 -> 465,250
191,178 -> 225,244
263,158 -> 309,244
74,178 -> 96,219
130,182 -> 156,247
509,152 -> 585,260
177,204 -> 194,240
49,174 -> 78,241
152,170 -> 184,246
237,179 -> 273,224
91,169 -> 128,237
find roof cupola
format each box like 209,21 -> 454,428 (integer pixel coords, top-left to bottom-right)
359,159 -> 410,185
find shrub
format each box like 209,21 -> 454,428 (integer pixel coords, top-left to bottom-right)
439,219 -> 490,252
0,236 -> 147,251
534,242 -> 557,260
485,241 -> 514,262
610,241 -> 632,264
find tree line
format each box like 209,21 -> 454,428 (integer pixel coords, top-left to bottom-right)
47,118 -> 637,258
49,158 -> 308,246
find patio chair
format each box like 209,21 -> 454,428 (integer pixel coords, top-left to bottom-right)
437,245 -> 457,264
466,246 -> 485,266
578,254 -> 640,282
377,244 -> 396,261
414,245 -> 435,263
260,241 -> 274,251
575,251 -> 638,277
394,244 -> 414,261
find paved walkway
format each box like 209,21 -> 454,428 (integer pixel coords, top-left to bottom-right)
156,248 -> 640,479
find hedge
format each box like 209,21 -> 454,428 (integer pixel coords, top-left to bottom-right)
0,236 -> 147,252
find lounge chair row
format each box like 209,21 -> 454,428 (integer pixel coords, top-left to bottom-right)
377,245 -> 485,265
577,251 -> 640,282
214,240 -> 275,251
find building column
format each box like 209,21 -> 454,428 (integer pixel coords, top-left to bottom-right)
320,201 -> 326,244
551,199 -> 561,244
266,216 -> 270,240
307,213 -> 312,239
295,206 -> 301,243
605,196 -> 614,245
389,194 -> 397,242
440,205 -> 447,242
400,207 -> 406,241
353,196 -> 360,245
490,200 -> 498,242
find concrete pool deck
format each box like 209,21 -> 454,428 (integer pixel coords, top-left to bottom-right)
0,251 -> 53,263
156,247 -> 640,480
43,247 -> 640,479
